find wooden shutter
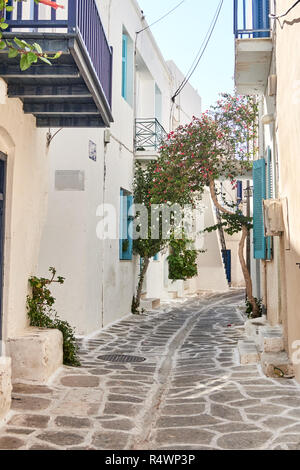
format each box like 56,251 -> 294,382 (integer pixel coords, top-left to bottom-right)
252,0 -> 270,37
266,147 -> 273,260
253,158 -> 266,259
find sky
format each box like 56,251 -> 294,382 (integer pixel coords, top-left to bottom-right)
137,0 -> 235,112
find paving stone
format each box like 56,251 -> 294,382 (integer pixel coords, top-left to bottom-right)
103,403 -> 142,417
54,416 -> 91,429
230,399 -> 260,408
107,394 -> 144,404
246,404 -> 287,415
92,431 -> 131,450
4,427 -> 34,435
36,431 -> 85,447
160,404 -> 206,416
262,417 -> 297,430
210,391 -> 246,404
29,444 -> 59,450
210,404 -> 242,421
100,419 -> 134,431
8,414 -> 50,428
155,428 -> 215,446
60,375 -> 100,388
11,396 -> 51,411
217,432 -> 272,450
13,384 -> 53,395
0,436 -> 25,450
157,414 -> 220,428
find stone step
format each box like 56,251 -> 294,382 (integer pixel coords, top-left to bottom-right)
261,351 -> 294,378
258,325 -> 284,353
166,291 -> 178,300
245,316 -> 268,340
238,340 -> 260,365
140,298 -> 160,311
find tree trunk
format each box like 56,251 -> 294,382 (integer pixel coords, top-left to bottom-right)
209,179 -> 259,317
132,256 -> 150,314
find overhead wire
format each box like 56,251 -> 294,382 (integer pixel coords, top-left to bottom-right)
171,0 -> 224,102
269,0 -> 300,19
136,0 -> 187,35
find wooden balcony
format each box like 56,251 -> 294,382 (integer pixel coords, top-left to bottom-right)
0,0 -> 113,127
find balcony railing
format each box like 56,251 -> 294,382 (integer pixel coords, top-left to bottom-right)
3,0 -> 113,125
234,0 -> 270,39
135,119 -> 167,152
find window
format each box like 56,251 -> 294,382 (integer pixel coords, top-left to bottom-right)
122,34 -> 128,100
121,29 -> 133,105
119,189 -> 133,260
237,181 -> 243,205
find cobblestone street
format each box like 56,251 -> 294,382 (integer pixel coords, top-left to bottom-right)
1,290 -> 300,450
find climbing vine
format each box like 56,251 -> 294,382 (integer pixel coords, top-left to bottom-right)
26,267 -> 81,367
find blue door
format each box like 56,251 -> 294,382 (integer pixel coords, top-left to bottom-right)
0,153 -> 6,347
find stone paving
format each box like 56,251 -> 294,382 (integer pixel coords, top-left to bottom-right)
1,289 -> 300,450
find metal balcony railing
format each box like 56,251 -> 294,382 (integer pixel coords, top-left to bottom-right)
4,0 -> 113,108
135,118 -> 167,152
234,0 -> 270,39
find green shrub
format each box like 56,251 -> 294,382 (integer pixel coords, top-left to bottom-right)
26,267 -> 80,367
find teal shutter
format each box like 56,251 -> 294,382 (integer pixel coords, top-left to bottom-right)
153,253 -> 159,261
266,147 -> 273,260
119,189 -> 133,260
126,195 -> 133,260
253,159 -> 266,259
122,34 -> 127,99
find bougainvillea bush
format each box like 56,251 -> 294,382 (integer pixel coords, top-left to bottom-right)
150,93 -> 259,316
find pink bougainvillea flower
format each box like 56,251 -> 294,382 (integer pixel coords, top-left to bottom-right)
39,0 -> 64,9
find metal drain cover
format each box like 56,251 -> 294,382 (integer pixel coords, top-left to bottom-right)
98,354 -> 146,363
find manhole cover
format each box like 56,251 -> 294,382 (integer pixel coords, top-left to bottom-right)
97,354 -> 146,363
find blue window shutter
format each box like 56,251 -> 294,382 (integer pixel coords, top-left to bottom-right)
253,0 -> 270,38
153,253 -> 159,261
120,191 -> 133,261
253,159 -> 266,259
126,195 -> 133,260
266,147 -> 273,260
237,181 -> 243,204
122,34 -> 127,99
119,189 -> 125,259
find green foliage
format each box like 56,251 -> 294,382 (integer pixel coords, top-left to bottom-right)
168,236 -> 200,281
0,0 -> 62,69
152,94 -> 258,206
26,267 -> 81,367
132,161 -> 168,259
205,211 -> 253,236
246,297 -> 263,318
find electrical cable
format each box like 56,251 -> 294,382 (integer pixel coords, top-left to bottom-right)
171,0 -> 224,102
269,0 -> 300,19
136,0 -> 186,35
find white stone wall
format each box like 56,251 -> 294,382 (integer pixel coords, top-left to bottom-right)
0,82 -> 49,339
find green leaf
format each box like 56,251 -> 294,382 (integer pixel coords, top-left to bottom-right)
20,54 -> 31,71
39,56 -> 52,65
8,48 -> 18,58
0,41 -> 6,50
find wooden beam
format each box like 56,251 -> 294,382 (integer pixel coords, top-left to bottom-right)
0,64 -> 80,78
24,102 -> 99,114
8,84 -> 91,98
35,115 -> 106,128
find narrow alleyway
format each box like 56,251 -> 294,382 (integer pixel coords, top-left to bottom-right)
1,290 -> 300,450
